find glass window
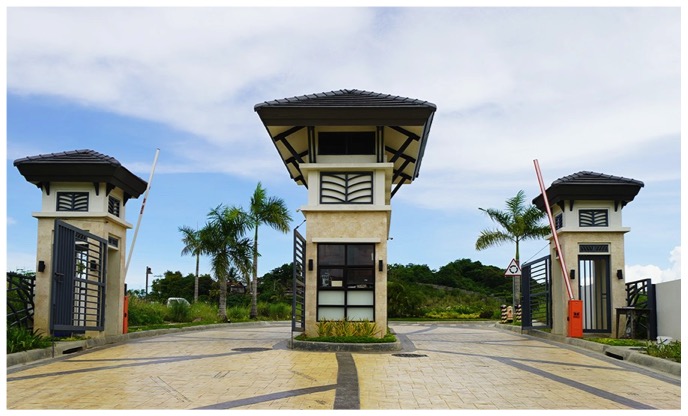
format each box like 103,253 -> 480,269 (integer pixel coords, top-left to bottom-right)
347,245 -> 374,265
319,245 -> 345,265
319,268 -> 344,288
347,269 -> 374,288
318,132 -> 375,155
317,243 -> 376,321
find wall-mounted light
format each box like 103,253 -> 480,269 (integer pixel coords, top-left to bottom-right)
616,269 -> 624,280
308,259 -> 313,271
38,260 -> 45,273
378,260 -> 384,272
569,269 -> 576,280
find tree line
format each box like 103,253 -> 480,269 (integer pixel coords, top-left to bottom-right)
142,259 -> 513,319
177,182 -> 291,321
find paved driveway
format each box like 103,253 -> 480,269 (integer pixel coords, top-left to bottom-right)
5,322 -> 680,410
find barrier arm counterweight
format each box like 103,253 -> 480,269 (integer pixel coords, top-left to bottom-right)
534,160 -> 582,337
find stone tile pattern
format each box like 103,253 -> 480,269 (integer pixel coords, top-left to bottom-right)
6,323 -> 680,410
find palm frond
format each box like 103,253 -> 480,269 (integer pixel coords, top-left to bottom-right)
475,229 -> 514,251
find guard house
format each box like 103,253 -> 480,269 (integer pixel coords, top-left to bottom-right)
255,89 -> 436,337
532,171 -> 643,337
14,149 -> 147,337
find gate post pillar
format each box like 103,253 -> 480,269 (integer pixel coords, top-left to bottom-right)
533,171 -> 643,337
15,150 -> 147,338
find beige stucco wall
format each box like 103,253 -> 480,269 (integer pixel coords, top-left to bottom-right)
32,184 -> 131,338
302,209 -> 390,338
549,231 -> 627,337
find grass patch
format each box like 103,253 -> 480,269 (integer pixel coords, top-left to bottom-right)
646,340 -> 680,363
584,337 -> 648,347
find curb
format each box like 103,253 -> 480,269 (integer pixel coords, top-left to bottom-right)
7,321 -> 287,369
494,323 -> 681,377
290,338 -> 402,352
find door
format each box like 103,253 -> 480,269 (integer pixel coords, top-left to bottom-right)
578,255 -> 611,333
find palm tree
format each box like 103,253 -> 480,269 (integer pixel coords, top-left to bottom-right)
179,225 -> 202,303
475,190 -> 550,304
247,182 -> 292,319
200,205 -> 252,321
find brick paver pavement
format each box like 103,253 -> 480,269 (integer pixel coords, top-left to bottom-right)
5,322 -> 681,410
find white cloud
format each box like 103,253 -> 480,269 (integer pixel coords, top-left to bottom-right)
7,8 -> 680,186
626,246 -> 681,284
7,217 -> 17,226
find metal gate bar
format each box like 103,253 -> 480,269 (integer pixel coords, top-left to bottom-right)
521,255 -> 551,329
292,229 -> 306,332
51,220 -> 107,334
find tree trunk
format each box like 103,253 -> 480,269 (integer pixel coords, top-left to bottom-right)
249,227 -> 259,319
218,274 -> 228,322
194,253 -> 200,303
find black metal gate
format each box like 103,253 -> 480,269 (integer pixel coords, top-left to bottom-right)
521,255 -> 551,329
291,229 -> 306,332
51,220 -> 107,335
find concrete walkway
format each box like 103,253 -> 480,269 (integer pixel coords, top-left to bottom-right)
5,322 -> 681,410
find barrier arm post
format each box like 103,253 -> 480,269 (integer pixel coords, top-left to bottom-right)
534,160 -> 582,337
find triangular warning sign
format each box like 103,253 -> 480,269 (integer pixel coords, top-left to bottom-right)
504,258 -> 521,277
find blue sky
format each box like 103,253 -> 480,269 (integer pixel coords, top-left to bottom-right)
3,5 -> 682,292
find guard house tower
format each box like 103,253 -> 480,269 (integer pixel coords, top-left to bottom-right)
532,171 -> 643,337
14,150 -> 147,337
255,89 -> 436,337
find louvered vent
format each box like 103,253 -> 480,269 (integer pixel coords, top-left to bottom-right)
579,244 -> 609,253
56,192 -> 89,212
320,172 -> 373,204
108,196 -> 121,217
579,209 -> 608,227
555,213 -> 563,230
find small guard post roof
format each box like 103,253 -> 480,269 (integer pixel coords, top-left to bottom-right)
254,89 -> 437,190
14,149 -> 148,204
532,171 -> 644,212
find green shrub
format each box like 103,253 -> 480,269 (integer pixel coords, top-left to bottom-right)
227,305 -> 250,322
479,310 -> 494,319
267,303 -> 291,320
316,320 -> 381,338
166,300 -> 191,323
127,297 -> 166,326
425,310 -> 480,320
257,301 -> 270,318
189,301 -> 219,323
7,326 -> 52,354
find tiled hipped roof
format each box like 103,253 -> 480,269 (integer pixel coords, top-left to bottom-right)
254,89 -> 436,109
14,149 -> 122,166
14,149 -> 147,203
551,171 -> 644,187
532,171 -> 644,211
